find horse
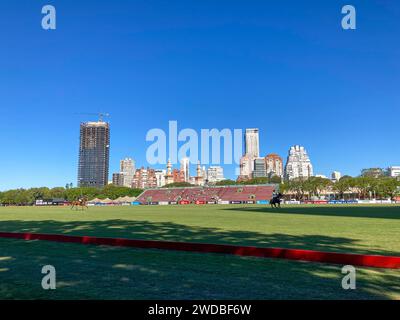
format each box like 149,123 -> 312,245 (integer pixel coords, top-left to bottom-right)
70,197 -> 88,211
270,193 -> 283,208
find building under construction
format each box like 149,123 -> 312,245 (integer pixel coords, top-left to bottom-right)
77,121 -> 110,188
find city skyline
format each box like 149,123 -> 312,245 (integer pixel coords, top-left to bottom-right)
1,115 -> 399,190
1,1 -> 399,190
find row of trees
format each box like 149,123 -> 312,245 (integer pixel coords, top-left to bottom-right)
2,175 -> 399,205
161,176 -> 283,189
280,176 -> 400,200
0,185 -> 143,206
216,176 -> 282,186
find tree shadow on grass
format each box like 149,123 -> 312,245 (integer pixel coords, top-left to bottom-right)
0,237 -> 399,300
1,208 -> 399,299
0,218 -> 398,256
222,205 -> 400,220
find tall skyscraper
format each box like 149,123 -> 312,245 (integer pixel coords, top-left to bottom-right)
78,121 -> 110,188
180,157 -> 190,182
120,157 -> 136,187
284,145 -> 313,180
244,128 -> 260,158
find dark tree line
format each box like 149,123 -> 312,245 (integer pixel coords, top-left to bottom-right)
0,185 -> 143,206
216,176 -> 282,186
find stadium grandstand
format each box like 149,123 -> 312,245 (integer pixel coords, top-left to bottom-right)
136,185 -> 277,205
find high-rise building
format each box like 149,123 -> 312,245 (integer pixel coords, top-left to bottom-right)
119,158 -> 135,187
78,121 -> 110,188
252,158 -> 267,178
132,167 -> 157,189
207,166 -> 225,184
239,155 -> 254,180
112,158 -> 136,187
154,169 -> 166,187
284,145 -> 313,180
245,128 -> 260,158
265,154 -> 283,178
180,157 -> 190,182
112,173 -> 124,186
120,158 -> 135,175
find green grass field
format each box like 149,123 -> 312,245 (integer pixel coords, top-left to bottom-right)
0,204 -> 399,299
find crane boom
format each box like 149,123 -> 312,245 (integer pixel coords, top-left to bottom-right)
75,112 -> 110,122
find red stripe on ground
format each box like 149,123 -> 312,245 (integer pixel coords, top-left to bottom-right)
0,231 -> 399,269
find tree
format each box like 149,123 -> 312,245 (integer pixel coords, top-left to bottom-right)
0,185 -> 144,205
215,179 -> 237,186
269,175 -> 282,184
50,187 -> 66,199
308,177 -> 332,197
99,184 -> 143,199
353,176 -> 375,199
163,182 -> 193,188
285,178 -> 307,200
241,177 -> 270,185
333,176 -> 353,199
361,168 -> 385,178
375,177 -> 400,199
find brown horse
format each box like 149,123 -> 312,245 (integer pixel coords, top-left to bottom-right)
70,197 -> 88,211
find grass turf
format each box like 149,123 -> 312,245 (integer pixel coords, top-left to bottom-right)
0,204 -> 399,299
0,204 -> 400,255
1,238 -> 399,300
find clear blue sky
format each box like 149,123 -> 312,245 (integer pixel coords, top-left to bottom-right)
0,0 -> 399,190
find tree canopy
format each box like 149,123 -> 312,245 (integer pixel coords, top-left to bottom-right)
0,185 -> 143,205
281,176 -> 400,200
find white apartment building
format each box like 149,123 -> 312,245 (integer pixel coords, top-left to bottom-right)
207,166 -> 225,183
245,128 -> 260,158
154,169 -> 166,187
120,158 -> 136,187
284,145 -> 314,180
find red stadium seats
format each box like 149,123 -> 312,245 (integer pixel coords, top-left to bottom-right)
136,185 -> 275,204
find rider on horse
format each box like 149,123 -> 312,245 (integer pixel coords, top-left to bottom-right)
270,190 -> 283,208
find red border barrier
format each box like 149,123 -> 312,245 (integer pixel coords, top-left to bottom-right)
0,231 -> 399,269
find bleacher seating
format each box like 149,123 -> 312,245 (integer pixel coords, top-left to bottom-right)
136,185 -> 275,204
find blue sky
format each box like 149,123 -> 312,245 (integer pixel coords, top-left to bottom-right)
0,0 -> 399,190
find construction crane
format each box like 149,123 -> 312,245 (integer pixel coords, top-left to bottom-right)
75,112 -> 110,122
